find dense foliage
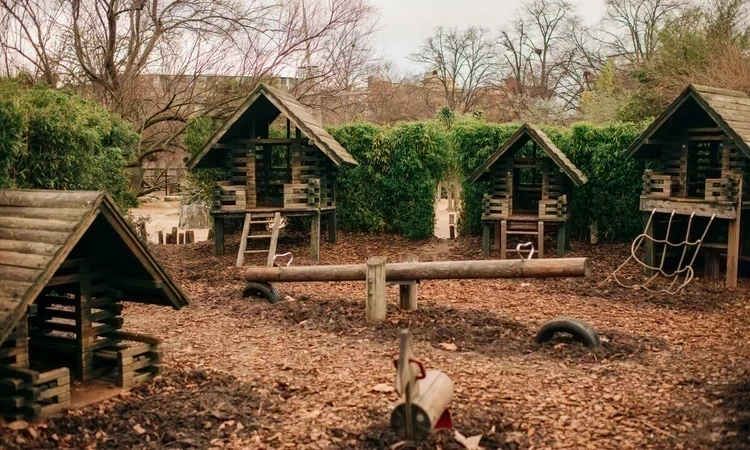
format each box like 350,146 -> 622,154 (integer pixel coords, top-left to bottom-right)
329,122 -> 450,239
0,80 -> 140,209
454,120 -> 647,242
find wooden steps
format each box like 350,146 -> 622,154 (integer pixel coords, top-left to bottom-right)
237,212 -> 282,267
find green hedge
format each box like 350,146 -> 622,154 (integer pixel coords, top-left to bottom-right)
454,120 -> 647,242
329,122 -> 450,239
0,80 -> 139,209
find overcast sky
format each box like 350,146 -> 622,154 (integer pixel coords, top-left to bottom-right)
372,0 -> 607,72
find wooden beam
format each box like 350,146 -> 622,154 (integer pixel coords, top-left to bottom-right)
390,370 -> 453,441
245,257 -> 591,282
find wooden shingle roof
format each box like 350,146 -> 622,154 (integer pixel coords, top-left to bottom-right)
625,84 -> 750,158
0,190 -> 189,346
469,123 -> 588,186
187,83 -> 357,169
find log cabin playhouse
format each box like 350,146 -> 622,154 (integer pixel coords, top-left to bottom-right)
469,124 -> 588,259
624,85 -> 750,288
0,190 -> 189,420
186,83 -> 358,265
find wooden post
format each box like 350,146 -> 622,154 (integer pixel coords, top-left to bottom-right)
399,254 -> 418,311
557,222 -> 566,258
366,257 -> 387,324
76,264 -> 93,381
178,232 -> 185,245
500,221 -> 507,260
448,214 -> 455,240
482,223 -> 490,257
186,230 -> 194,244
158,231 -> 164,245
494,222 -> 501,251
237,214 -> 251,267
565,218 -> 571,251
207,228 -> 214,241
644,213 -> 655,276
390,370 -> 454,441
214,216 -> 225,256
727,216 -> 741,288
328,211 -> 337,244
311,213 -> 321,262
537,221 -> 545,259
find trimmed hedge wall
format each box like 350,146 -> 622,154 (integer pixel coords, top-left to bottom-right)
454,120 -> 648,242
329,122 -> 450,239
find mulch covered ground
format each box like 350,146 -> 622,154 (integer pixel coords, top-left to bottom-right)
2,232 -> 750,449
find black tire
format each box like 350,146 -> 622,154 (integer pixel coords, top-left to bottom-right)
242,282 -> 284,304
535,317 -> 601,349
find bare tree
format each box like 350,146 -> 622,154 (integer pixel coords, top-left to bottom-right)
409,26 -> 499,114
598,0 -> 685,64
0,0 -> 378,167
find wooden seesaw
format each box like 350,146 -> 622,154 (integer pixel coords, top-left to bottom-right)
243,253 -> 590,323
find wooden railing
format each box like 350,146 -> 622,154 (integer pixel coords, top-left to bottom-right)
642,170 -> 677,197
538,195 -> 567,220
212,182 -> 246,213
704,173 -> 742,202
284,178 -> 321,209
482,194 -> 511,220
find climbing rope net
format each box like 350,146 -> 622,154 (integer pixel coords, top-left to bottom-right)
603,209 -> 716,295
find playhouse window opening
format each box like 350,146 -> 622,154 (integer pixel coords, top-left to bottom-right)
687,141 -> 722,198
514,165 -> 542,214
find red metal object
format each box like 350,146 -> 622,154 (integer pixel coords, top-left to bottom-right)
392,357 -> 426,380
435,409 -> 453,430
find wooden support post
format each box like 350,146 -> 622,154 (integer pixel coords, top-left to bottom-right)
500,221 -> 507,260
448,214 -> 455,240
727,216 -> 741,288
214,216 -> 225,256
178,233 -> 185,245
158,231 -> 164,245
399,254 -> 418,311
537,221 -> 545,259
565,219 -> 571,251
186,230 -> 194,244
557,222 -> 566,258
366,257 -> 387,324
494,222 -> 501,251
76,264 -> 93,381
644,213 -> 655,277
311,213 -> 321,262
328,212 -> 337,244
482,223 -> 490,258
390,370 -> 454,441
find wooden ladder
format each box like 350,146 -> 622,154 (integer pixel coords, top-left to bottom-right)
236,212 -> 282,267
499,220 -> 544,259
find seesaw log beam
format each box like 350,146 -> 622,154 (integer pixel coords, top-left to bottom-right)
244,258 -> 590,282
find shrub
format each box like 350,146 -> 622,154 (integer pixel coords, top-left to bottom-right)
0,80 -> 139,209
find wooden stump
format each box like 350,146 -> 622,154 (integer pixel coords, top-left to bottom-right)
158,231 -> 164,245
178,233 -> 185,245
399,254 -> 419,311
185,230 -> 195,244
366,257 -> 387,324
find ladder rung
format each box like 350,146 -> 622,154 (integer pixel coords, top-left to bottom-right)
250,220 -> 274,224
245,250 -> 269,254
506,231 -> 538,235
247,234 -> 272,239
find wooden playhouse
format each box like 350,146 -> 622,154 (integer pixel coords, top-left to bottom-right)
470,123 -> 588,259
0,190 -> 189,420
186,83 -> 358,265
624,85 -> 750,288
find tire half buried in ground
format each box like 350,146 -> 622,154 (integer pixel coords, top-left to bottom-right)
242,282 -> 284,304
535,316 -> 601,350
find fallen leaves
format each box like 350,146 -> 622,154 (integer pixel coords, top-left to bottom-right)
371,383 -> 395,393
439,342 -> 458,351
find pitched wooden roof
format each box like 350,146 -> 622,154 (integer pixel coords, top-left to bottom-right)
625,84 -> 750,158
187,83 -> 357,169
469,123 -> 588,186
0,190 -> 189,346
